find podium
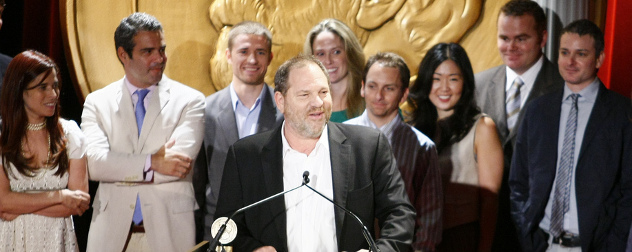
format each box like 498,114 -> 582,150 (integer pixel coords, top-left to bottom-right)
189,241 -> 233,252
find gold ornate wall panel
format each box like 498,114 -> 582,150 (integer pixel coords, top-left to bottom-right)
62,0 -> 507,98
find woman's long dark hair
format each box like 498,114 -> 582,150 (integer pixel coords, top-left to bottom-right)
407,43 -> 480,152
0,50 -> 68,177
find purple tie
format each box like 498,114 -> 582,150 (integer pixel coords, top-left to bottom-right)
133,89 -> 149,225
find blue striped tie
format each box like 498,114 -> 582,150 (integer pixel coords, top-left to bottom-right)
133,89 -> 149,225
550,93 -> 579,237
506,77 -> 524,132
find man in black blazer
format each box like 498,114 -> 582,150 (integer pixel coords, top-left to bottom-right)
510,19 -> 632,251
215,54 -> 415,251
475,1 -> 564,250
193,21 -> 284,242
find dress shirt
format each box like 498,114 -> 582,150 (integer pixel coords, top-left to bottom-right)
125,78 -> 157,182
345,111 -> 442,252
281,122 -> 337,252
506,56 -> 544,108
229,83 -> 265,139
539,78 -> 599,235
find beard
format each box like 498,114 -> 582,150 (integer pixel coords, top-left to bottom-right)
285,105 -> 331,139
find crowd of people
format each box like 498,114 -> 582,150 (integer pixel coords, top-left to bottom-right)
0,0 -> 630,251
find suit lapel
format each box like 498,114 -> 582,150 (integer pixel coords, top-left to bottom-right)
577,83 -> 609,162
217,90 -> 239,143
328,123 -> 351,240
116,80 -> 142,151
139,77 -> 171,151
261,127 -> 288,247
258,85 -> 279,133
538,91 -> 564,199
489,68 -> 510,144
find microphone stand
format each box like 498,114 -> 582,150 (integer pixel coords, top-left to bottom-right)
303,183 -> 381,252
207,182 -> 307,252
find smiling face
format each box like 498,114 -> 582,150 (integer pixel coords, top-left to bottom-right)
311,31 -> 349,84
429,60 -> 464,119
361,64 -> 407,127
227,34 -> 272,86
118,30 -> 166,89
558,32 -> 604,92
23,70 -> 59,123
497,13 -> 546,75
276,62 -> 332,139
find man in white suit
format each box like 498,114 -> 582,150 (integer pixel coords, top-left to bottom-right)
81,13 -> 205,252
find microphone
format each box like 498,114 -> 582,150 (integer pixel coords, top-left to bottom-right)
208,175 -> 307,252
303,170 -> 310,185
302,172 -> 381,252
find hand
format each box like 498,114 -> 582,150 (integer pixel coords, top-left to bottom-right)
151,139 -> 192,178
253,246 -> 277,252
0,212 -> 19,221
59,189 -> 91,216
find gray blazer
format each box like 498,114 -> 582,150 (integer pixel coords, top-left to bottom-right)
475,57 -> 563,167
193,84 -> 283,241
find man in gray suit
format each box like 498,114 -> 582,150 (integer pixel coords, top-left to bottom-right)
193,21 -> 283,242
475,0 -> 563,250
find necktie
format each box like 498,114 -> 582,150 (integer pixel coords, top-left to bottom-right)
133,89 -> 149,225
506,77 -> 524,132
550,93 -> 580,237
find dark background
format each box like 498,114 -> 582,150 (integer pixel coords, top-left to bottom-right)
1,1 -> 94,251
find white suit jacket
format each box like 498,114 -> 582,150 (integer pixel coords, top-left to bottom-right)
82,76 -> 205,252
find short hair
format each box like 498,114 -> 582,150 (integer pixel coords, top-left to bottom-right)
274,54 -> 329,96
304,19 -> 365,118
363,52 -> 411,90
561,19 -> 604,55
227,21 -> 273,52
500,0 -> 547,35
114,12 -> 163,59
0,50 -> 69,178
407,43 -> 480,152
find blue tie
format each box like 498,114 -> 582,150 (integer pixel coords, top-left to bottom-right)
133,89 -> 149,225
550,93 -> 579,237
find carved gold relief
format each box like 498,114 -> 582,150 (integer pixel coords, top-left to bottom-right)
61,0 -> 508,98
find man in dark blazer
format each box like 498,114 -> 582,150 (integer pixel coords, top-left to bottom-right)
510,19 -> 632,251
193,21 -> 283,242
215,54 -> 415,251
475,1 -> 564,249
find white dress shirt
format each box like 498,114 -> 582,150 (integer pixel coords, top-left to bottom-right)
281,122 -> 338,252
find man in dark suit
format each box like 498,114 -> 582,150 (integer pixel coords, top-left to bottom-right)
193,21 -> 283,242
475,1 -> 564,249
510,19 -> 632,251
215,54 -> 415,251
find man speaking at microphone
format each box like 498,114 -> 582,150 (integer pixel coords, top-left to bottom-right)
215,54 -> 415,251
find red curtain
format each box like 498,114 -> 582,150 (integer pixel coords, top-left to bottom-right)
599,0 -> 632,98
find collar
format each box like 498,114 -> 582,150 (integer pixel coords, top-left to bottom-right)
281,121 -> 330,157
124,76 -> 157,95
562,77 -> 600,103
506,55 -> 544,91
229,82 -> 266,111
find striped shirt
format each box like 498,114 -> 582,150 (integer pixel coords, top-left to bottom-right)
345,111 -> 443,251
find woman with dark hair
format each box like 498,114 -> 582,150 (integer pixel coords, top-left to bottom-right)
408,43 -> 503,252
304,19 -> 365,122
0,50 -> 90,251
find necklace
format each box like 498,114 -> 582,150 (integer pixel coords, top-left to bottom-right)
26,121 -> 46,131
21,132 -> 52,178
